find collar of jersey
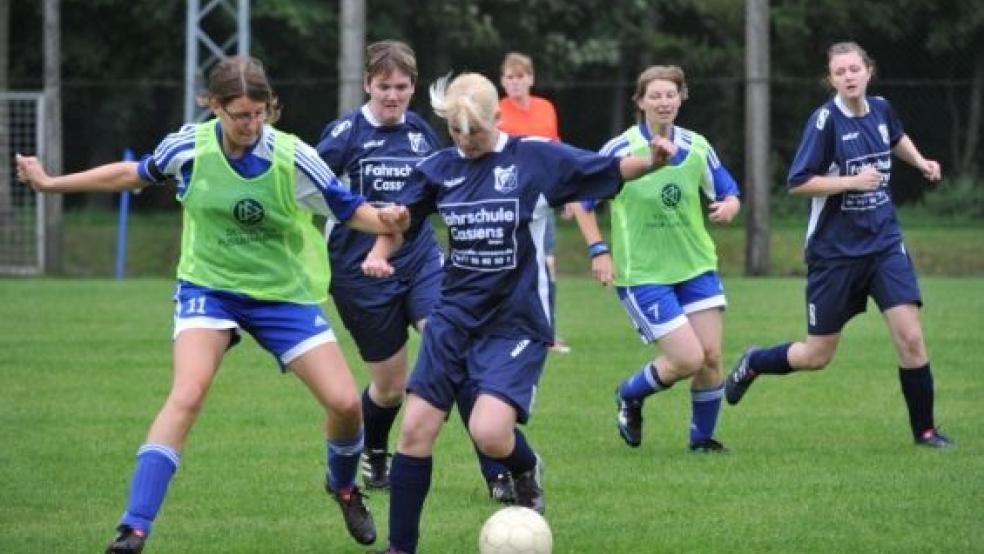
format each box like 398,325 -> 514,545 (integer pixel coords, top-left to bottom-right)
361,104 -> 407,127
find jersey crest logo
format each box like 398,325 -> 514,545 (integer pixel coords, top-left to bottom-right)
330,120 -> 352,138
232,198 -> 265,227
493,164 -> 518,194
815,108 -> 829,131
878,124 -> 889,145
408,132 -> 429,154
660,183 -> 682,208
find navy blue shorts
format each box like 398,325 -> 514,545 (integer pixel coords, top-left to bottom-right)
805,243 -> 922,335
330,248 -> 443,362
173,281 -> 337,371
408,315 -> 548,424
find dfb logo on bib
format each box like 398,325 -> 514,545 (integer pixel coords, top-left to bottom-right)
233,198 -> 265,227
660,183 -> 682,208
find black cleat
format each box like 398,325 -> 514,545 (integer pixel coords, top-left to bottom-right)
361,449 -> 391,490
105,525 -> 146,554
725,348 -> 759,405
689,438 -> 729,453
615,388 -> 643,447
915,428 -> 955,449
487,472 -> 516,504
327,484 -> 377,545
367,548 -> 410,554
513,454 -> 545,515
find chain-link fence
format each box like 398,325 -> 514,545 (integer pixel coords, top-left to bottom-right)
0,92 -> 45,275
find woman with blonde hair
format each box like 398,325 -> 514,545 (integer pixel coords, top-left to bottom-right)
373,72 -> 676,554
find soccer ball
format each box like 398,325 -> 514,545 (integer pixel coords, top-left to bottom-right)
478,506 -> 553,554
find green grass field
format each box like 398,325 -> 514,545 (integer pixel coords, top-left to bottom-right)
1,277 -> 982,553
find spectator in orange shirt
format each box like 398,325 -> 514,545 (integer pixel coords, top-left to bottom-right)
498,52 -> 570,354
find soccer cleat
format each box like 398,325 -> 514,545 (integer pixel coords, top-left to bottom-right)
615,388 -> 643,447
725,348 -> 759,405
915,428 -> 954,449
361,449 -> 391,490
689,438 -> 729,453
513,454 -> 545,515
487,472 -> 516,504
367,548 -> 410,554
105,525 -> 146,554
327,484 -> 377,545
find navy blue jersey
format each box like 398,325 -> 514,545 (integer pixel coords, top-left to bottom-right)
398,133 -> 623,341
787,95 -> 905,264
316,105 -> 442,285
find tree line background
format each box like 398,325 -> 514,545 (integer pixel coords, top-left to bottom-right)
6,0 -> 983,215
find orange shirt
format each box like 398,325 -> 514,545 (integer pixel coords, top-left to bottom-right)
498,95 -> 560,141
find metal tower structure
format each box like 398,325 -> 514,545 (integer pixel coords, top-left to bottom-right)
184,0 -> 251,123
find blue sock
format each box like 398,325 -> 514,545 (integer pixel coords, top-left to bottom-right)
690,386 -> 724,444
619,362 -> 669,401
492,428 -> 536,476
326,428 -> 364,492
362,388 -> 401,452
388,453 -> 432,554
120,444 -> 181,535
475,446 -> 510,483
749,343 -> 794,375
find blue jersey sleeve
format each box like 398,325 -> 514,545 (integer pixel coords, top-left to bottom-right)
315,116 -> 356,175
705,142 -> 740,200
787,106 -> 836,188
527,139 -> 622,206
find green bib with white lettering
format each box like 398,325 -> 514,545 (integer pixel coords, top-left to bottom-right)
176,120 -> 328,304
610,127 -> 718,286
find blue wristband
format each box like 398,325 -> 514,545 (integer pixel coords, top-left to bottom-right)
588,241 -> 610,258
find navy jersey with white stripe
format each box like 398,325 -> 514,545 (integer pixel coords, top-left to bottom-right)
787,95 -> 905,263
137,121 -> 363,223
316,106 -> 441,284
397,133 -> 623,342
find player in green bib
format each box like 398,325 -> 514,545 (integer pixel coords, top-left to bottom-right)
571,65 -> 742,452
16,56 -> 409,552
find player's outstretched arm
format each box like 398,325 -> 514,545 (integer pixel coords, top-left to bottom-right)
361,234 -> 404,278
569,202 -> 614,286
618,136 -> 677,181
346,203 -> 410,235
893,135 -> 942,183
16,154 -> 143,193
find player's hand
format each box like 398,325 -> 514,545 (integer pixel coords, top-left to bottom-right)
708,196 -> 740,224
377,205 -> 410,232
592,253 -> 614,286
921,159 -> 942,183
15,154 -> 52,191
649,136 -> 677,168
361,254 -> 395,278
851,166 -> 882,192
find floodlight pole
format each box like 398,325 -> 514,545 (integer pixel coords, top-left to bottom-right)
744,0 -> 771,275
184,0 -> 251,123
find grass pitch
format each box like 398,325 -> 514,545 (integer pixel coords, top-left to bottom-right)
1,277 -> 981,553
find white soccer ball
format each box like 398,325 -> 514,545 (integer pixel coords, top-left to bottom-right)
478,506 -> 553,554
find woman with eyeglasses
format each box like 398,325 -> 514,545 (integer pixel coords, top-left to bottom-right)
16,56 -> 409,552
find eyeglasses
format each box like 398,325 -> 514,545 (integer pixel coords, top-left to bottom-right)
222,106 -> 268,124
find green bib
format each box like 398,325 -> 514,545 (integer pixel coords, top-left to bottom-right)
175,120 -> 329,304
610,127 -> 718,286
